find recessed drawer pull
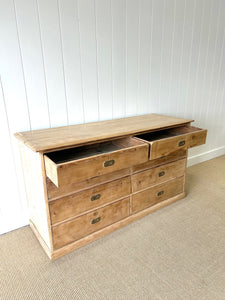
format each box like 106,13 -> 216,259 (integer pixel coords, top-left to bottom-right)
104,159 -> 115,167
157,190 -> 164,196
91,194 -> 101,201
91,216 -> 101,224
158,171 -> 165,177
178,140 -> 185,147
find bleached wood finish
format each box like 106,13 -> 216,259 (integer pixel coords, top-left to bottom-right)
19,142 -> 51,249
14,114 -> 193,152
52,197 -> 130,249
47,168 -> 131,200
44,137 -> 148,187
132,159 -> 186,193
49,177 -> 131,225
15,114 -> 206,259
50,192 -> 186,260
132,176 -> 185,213
136,125 -> 207,160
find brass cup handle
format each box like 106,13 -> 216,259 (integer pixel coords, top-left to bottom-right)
158,171 -> 165,177
91,194 -> 101,201
157,190 -> 164,196
104,159 -> 115,167
91,217 -> 101,224
178,140 -> 185,147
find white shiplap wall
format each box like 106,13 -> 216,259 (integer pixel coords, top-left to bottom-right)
0,0 -> 225,234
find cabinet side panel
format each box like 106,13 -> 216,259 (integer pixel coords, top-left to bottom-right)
19,142 -> 51,248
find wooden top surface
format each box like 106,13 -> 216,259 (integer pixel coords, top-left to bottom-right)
14,114 -> 193,152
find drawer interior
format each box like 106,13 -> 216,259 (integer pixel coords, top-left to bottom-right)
135,125 -> 201,142
46,137 -> 143,164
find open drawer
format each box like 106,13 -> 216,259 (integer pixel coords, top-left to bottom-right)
44,137 -> 148,187
135,125 -> 207,160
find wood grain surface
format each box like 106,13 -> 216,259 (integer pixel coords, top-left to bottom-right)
14,114 -> 193,152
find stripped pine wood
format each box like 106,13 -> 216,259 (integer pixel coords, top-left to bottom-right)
15,114 -> 206,259
14,114 -> 193,152
132,159 -> 186,193
49,176 -> 131,224
132,176 -> 185,213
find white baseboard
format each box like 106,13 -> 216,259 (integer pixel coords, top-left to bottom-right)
187,146 -> 225,167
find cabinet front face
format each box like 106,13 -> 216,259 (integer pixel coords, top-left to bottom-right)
15,114 -> 206,259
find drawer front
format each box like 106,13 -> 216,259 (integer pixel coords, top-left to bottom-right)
45,138 -> 148,187
149,127 -> 207,160
132,176 -> 184,214
52,197 -> 130,249
135,126 -> 207,160
50,176 -> 131,224
132,158 -> 186,193
149,135 -> 188,160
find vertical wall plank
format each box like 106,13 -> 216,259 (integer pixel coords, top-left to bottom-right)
137,0 -> 153,115
183,0 -> 204,119
0,78 -> 28,234
148,0 -> 165,113
37,0 -> 68,127
77,0 -> 99,122
176,0 -> 195,117
14,0 -> 50,130
95,0 -> 113,121
58,0 -> 84,125
158,0 -> 175,114
111,0 -> 126,118
168,0 -> 185,115
0,0 -> 30,132
126,0 -> 139,117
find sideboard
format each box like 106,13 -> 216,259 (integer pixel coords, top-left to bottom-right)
15,114 -> 207,260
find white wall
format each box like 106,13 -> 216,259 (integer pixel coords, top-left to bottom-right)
0,0 -> 225,234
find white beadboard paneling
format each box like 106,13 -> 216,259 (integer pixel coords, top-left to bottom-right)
0,79 -> 28,234
184,0 -> 204,119
137,0 -> 152,115
148,0 -> 165,114
37,0 -> 68,127
77,0 -> 99,122
58,0 -> 84,125
95,0 -> 113,121
111,0 -> 126,118
14,0 -> 50,130
168,0 -> 186,115
0,0 -> 225,234
0,0 -> 30,132
176,0 -> 195,117
158,0 -> 175,114
126,0 -> 139,116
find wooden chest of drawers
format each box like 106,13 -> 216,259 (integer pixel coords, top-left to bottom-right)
15,114 -> 207,260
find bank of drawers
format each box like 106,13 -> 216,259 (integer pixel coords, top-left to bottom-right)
47,153 -> 187,250
45,125 -> 206,250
